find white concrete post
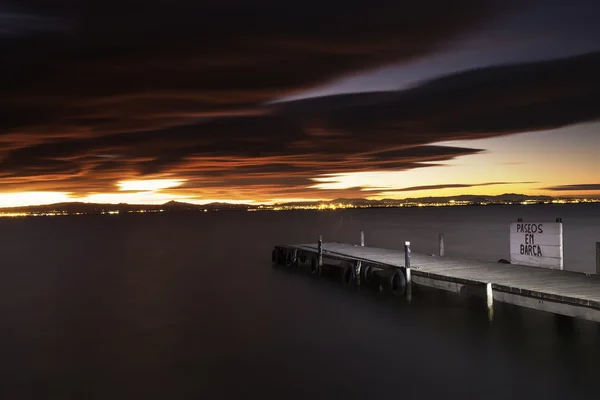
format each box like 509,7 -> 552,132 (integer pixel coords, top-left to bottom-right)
360,230 -> 365,247
405,241 -> 412,300
486,283 -> 494,322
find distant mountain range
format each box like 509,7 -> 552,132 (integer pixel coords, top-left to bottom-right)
0,193 -> 596,214
279,193 -> 558,206
0,200 -> 250,214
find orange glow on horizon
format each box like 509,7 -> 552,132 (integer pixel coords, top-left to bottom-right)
0,192 -> 72,208
0,125 -> 598,208
0,191 -> 264,209
117,179 -> 185,191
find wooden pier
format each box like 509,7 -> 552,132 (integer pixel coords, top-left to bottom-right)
272,239 -> 600,323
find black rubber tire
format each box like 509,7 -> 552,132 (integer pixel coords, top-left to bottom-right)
299,252 -> 307,264
362,265 -> 373,282
310,256 -> 321,276
277,249 -> 286,265
285,251 -> 297,267
388,269 -> 407,296
271,248 -> 279,265
342,262 -> 356,286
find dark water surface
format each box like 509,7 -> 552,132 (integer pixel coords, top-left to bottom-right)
1,205 -> 599,399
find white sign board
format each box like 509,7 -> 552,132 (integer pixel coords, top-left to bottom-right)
509,221 -> 563,270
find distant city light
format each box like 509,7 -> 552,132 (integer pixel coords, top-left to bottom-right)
0,197 -> 597,218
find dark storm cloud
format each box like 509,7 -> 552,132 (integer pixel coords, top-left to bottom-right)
9,0 -> 586,200
0,115 -> 483,192
378,182 -> 538,193
275,51 -> 600,141
4,49 -> 600,196
0,158 -> 81,178
1,0 -> 512,135
544,184 -> 600,191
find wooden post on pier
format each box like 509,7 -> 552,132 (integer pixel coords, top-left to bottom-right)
596,242 -> 600,275
318,235 -> 323,268
404,241 -> 412,300
360,230 -> 365,247
438,233 -> 444,256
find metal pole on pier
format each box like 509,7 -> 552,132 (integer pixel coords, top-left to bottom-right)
360,230 -> 365,247
404,241 -> 412,299
404,241 -> 411,269
486,283 -> 494,322
318,235 -> 323,268
438,233 -> 444,257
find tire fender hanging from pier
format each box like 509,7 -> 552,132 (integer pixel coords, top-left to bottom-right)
272,248 -> 279,265
388,269 -> 407,295
285,250 -> 297,267
310,255 -> 321,276
362,265 -> 374,283
272,248 -> 286,266
299,252 -> 307,264
341,262 -> 356,286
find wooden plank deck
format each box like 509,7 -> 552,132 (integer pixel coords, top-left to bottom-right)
276,242 -> 600,322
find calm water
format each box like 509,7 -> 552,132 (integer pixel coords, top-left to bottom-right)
0,204 -> 599,399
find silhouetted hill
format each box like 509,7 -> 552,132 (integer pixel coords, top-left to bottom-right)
0,193 -> 592,214
0,200 -> 252,214
394,193 -> 554,204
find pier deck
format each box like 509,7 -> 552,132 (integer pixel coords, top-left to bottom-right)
273,242 -> 600,323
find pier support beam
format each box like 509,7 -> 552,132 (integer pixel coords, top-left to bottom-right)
360,230 -> 365,247
439,233 -> 444,257
486,283 -> 494,322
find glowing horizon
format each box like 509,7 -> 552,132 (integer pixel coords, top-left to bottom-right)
0,192 -> 264,208
117,179 -> 185,192
0,189 -> 596,210
0,125 -> 598,208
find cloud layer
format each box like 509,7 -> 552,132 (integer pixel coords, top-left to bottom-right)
2,1 -> 508,134
370,182 -> 539,193
3,1 -> 598,201
544,184 -> 600,191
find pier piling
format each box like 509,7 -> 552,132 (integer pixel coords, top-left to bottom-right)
318,235 -> 323,267
439,233 -> 445,257
486,283 -> 494,322
405,241 -> 412,299
360,230 -> 365,247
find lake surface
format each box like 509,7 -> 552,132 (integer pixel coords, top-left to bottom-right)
0,204 -> 599,399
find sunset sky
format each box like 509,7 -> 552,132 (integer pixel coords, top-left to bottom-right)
1,0 -> 599,207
